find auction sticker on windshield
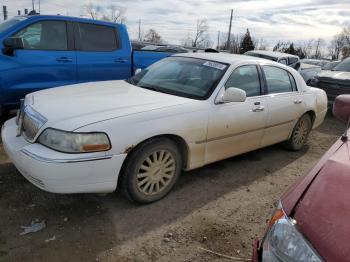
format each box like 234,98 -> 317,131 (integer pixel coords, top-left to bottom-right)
203,61 -> 227,70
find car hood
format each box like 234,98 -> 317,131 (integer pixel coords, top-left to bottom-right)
282,133 -> 350,261
27,80 -> 194,130
316,70 -> 350,81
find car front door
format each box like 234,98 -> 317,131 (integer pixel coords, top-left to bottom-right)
260,65 -> 306,147
74,22 -> 131,83
3,20 -> 77,107
205,65 -> 269,164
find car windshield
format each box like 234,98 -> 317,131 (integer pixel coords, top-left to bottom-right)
0,17 -> 27,34
333,58 -> 350,72
127,57 -> 228,100
323,61 -> 340,70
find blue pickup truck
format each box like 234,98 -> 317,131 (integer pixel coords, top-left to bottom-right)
0,15 -> 175,115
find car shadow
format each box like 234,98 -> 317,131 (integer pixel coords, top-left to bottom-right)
0,115 -> 340,261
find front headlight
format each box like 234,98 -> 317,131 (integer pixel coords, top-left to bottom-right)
262,202 -> 321,262
38,128 -> 111,153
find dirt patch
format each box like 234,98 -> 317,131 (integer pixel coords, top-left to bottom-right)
0,115 -> 345,262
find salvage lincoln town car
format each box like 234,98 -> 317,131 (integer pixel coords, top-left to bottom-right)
1,53 -> 328,203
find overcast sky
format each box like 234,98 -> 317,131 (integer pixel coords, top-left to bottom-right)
2,0 -> 350,47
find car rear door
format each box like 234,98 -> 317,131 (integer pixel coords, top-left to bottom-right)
205,65 -> 269,164
3,20 -> 76,107
260,65 -> 306,147
74,22 -> 131,83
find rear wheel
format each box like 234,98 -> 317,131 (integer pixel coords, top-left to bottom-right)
120,138 -> 182,203
284,114 -> 312,151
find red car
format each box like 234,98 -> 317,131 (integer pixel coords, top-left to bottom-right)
253,95 -> 350,262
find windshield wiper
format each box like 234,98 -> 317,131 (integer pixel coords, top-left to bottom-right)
139,84 -> 172,95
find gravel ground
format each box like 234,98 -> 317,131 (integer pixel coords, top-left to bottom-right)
0,114 -> 345,262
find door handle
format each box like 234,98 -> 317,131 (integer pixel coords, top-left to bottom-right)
114,58 -> 129,63
294,99 -> 302,104
56,57 -> 73,62
252,105 -> 265,112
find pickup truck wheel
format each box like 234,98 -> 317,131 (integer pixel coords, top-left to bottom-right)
284,114 -> 312,151
120,138 -> 182,203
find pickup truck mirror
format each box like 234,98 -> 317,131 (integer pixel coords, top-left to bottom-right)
3,37 -> 24,56
219,87 -> 247,103
135,68 -> 142,75
333,95 -> 350,123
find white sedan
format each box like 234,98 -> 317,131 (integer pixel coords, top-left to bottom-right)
2,53 -> 328,203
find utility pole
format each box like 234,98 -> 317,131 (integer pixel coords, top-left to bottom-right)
32,0 -> 35,11
138,19 -> 141,41
217,31 -> 220,50
226,9 -> 233,50
3,6 -> 8,20
39,0 -> 41,13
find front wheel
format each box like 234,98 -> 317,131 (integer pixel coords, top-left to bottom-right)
120,138 -> 182,203
284,114 -> 312,151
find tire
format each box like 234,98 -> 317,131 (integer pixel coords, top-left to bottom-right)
120,138 -> 182,203
284,114 -> 312,151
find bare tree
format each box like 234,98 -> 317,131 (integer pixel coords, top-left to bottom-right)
144,29 -> 162,43
84,2 -> 126,23
329,33 -> 346,60
314,38 -> 325,59
253,37 -> 268,50
192,18 -> 210,48
84,3 -> 101,20
103,4 -> 126,23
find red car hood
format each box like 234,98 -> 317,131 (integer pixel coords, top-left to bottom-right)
282,134 -> 350,261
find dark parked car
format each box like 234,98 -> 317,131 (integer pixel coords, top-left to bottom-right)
309,58 -> 350,105
252,94 -> 350,262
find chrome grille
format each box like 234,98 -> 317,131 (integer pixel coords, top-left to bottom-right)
21,106 -> 47,141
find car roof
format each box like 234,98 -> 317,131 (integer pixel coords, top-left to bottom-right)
21,15 -> 120,27
174,52 -> 277,66
245,50 -> 299,59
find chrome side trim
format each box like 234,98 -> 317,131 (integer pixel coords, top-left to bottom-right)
196,120 -> 294,144
21,149 -> 113,163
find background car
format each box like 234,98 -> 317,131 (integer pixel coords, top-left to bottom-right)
2,53 -> 327,203
308,57 -> 350,105
300,58 -> 330,69
244,50 -> 321,83
253,94 -> 350,262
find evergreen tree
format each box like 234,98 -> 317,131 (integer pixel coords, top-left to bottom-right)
285,43 -> 296,55
240,29 -> 255,54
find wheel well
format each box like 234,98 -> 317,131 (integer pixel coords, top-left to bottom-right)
120,134 -> 189,175
305,110 -> 316,124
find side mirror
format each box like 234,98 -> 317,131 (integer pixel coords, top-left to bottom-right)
3,37 -> 24,56
220,87 -> 247,103
333,95 -> 350,141
135,68 -> 142,75
333,95 -> 350,122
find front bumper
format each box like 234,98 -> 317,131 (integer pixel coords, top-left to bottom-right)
2,118 -> 126,194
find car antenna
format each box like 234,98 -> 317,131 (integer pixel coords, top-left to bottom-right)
341,117 -> 349,142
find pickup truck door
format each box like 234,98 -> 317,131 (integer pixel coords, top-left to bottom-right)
74,22 -> 131,82
2,20 -> 76,107
260,65 -> 306,147
205,65 -> 269,164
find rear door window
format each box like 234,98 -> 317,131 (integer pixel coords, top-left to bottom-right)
76,23 -> 119,51
263,66 -> 296,94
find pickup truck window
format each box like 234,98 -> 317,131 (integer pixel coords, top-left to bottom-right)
263,66 -> 295,94
76,23 -> 119,51
128,57 -> 228,100
14,21 -> 68,50
224,65 -> 261,97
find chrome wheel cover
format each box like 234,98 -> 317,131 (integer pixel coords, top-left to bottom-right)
136,150 -> 176,195
293,117 -> 310,147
